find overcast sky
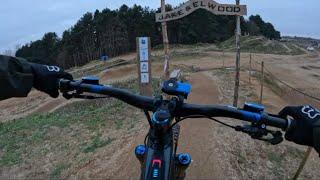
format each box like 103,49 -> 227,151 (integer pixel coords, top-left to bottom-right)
1,0 -> 319,52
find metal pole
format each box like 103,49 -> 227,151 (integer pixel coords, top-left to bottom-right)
233,0 -> 241,107
260,61 -> 264,104
222,50 -> 225,68
292,147 -> 312,180
161,0 -> 170,79
249,53 -> 252,84
222,56 -> 225,68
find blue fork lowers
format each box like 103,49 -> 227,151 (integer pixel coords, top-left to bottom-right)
175,153 -> 192,179
135,145 -> 147,165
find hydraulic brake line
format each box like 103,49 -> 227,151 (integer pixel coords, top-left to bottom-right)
170,116 -> 237,131
144,132 -> 149,147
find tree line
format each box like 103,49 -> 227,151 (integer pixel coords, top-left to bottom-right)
15,4 -> 281,69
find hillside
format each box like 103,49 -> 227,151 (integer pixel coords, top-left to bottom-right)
282,36 -> 320,48
219,36 -> 306,55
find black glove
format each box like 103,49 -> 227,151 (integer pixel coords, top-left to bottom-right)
279,105 -> 320,153
30,63 -> 73,98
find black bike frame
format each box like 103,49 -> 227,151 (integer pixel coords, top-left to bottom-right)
140,128 -> 176,180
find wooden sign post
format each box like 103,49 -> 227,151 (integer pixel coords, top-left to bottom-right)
161,0 -> 170,79
260,61 -> 264,104
137,37 -> 152,96
233,0 -> 241,107
249,53 -> 252,84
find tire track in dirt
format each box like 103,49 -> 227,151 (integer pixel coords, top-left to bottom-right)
177,72 -> 223,179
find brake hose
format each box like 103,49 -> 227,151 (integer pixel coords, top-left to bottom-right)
170,116 -> 237,130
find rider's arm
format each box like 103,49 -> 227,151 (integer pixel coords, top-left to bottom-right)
279,105 -> 320,155
0,55 -> 34,100
0,55 -> 73,100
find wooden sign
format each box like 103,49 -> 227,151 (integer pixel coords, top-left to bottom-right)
137,37 -> 152,96
156,0 -> 247,22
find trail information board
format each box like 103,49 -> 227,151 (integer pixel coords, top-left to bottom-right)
137,37 -> 152,96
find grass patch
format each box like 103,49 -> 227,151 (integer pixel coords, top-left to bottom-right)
266,145 -> 304,179
71,59 -> 131,78
285,145 -> 305,159
152,43 -> 214,50
285,43 -> 306,55
112,77 -> 161,96
151,51 -> 208,63
82,135 -> 114,153
0,114 -> 69,166
252,71 -> 282,95
267,151 -> 283,165
235,151 -> 246,164
50,163 -> 70,180
218,36 -> 305,55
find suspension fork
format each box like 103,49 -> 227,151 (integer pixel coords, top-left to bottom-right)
172,124 -> 192,180
172,124 -> 180,154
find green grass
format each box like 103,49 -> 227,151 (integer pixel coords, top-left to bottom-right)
252,71 -> 283,95
265,145 -> 305,179
112,77 -> 161,96
235,151 -> 246,164
151,51 -> 208,63
0,114 -> 68,166
267,151 -> 282,165
82,135 -> 115,153
152,43 -> 213,50
285,145 -> 305,159
285,43 -> 306,55
0,101 -> 118,166
218,36 -> 305,55
71,59 -> 132,78
50,163 -> 70,180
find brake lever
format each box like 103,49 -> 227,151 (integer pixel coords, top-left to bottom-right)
235,125 -> 283,145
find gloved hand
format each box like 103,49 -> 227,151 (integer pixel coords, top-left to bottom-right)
279,105 -> 320,153
30,63 -> 73,98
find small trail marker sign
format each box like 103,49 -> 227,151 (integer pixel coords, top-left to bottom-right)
137,37 -> 152,96
140,62 -> 149,73
156,0 -> 247,22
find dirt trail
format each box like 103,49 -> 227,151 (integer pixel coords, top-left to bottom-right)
177,72 -> 223,178
281,43 -> 292,53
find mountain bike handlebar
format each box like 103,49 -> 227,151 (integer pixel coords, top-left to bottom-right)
59,79 -> 155,111
59,79 -> 289,130
177,104 -> 287,129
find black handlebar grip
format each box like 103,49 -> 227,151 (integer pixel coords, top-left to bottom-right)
262,114 -> 288,130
